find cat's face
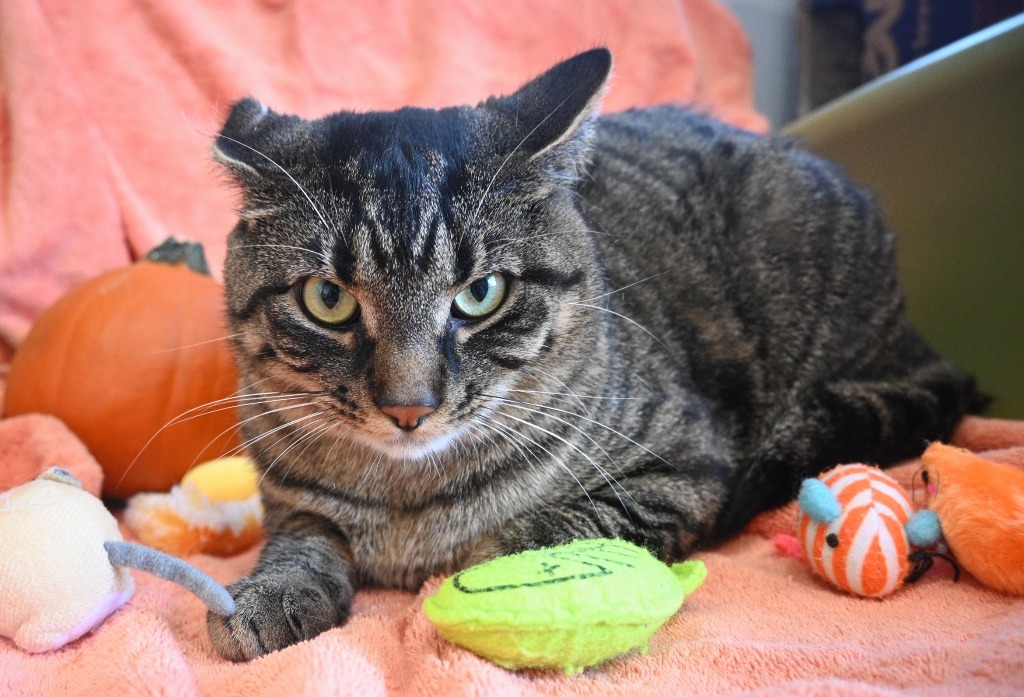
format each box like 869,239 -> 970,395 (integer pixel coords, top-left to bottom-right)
216,50 -> 612,461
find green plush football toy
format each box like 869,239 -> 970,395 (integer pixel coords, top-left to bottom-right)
423,538 -> 707,673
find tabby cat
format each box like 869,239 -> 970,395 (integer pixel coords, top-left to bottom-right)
206,48 -> 981,660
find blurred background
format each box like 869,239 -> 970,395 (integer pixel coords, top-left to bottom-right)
721,0 -> 1022,129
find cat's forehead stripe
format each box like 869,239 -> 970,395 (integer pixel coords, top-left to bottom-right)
324,108 -> 476,275
345,195 -> 458,281
316,130 -> 468,283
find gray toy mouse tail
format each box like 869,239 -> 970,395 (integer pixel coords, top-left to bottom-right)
104,541 -> 235,616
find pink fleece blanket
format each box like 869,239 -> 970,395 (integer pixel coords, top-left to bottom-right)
2,414 -> 1023,695
0,0 -> 765,364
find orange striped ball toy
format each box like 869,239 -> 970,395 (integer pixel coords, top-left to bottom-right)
797,464 -> 914,597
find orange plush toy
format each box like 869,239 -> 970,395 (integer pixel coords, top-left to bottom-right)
905,443 -> 1024,596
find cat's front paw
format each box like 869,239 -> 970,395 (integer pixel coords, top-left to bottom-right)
207,573 -> 351,661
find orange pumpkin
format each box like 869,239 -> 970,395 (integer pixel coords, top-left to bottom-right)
3,239 -> 241,499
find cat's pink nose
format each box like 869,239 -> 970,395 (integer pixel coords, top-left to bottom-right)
380,404 -> 436,431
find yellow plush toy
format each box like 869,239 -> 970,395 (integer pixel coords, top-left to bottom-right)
125,456 -> 263,556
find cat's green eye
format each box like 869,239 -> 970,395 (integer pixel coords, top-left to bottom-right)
452,273 -> 508,320
299,277 -> 359,326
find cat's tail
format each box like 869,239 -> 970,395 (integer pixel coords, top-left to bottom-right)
711,353 -> 987,544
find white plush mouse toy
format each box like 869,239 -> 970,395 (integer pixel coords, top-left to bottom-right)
0,467 -> 234,653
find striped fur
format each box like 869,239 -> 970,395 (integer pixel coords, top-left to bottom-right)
206,49 -> 981,659
799,464 -> 913,597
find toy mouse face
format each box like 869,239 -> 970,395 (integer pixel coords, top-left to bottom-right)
0,468 -> 134,652
908,443 -> 1024,595
797,464 -> 914,597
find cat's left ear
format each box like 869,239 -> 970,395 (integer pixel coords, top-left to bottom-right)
485,48 -> 612,176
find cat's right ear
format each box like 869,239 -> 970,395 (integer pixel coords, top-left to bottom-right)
482,48 -> 612,177
211,97 -> 277,182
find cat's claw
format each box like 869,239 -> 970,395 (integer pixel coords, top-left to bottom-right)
207,574 -> 348,661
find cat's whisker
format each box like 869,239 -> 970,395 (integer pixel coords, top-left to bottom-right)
233,376 -> 275,395
160,376 -> 280,439
227,403 -> 326,459
219,414 -> 325,475
483,396 -> 636,513
523,367 -> 595,418
469,422 -> 498,448
116,391 -> 319,491
569,302 -> 669,350
472,420 -> 529,464
149,388 -> 315,435
278,417 -> 342,483
488,394 -> 677,472
182,396 -> 323,471
214,133 -> 338,244
577,271 -> 670,304
256,411 -> 334,488
227,243 -> 333,267
473,419 -> 552,489
425,450 -> 445,481
503,389 -> 643,402
317,423 -> 352,482
183,393 -> 317,426
478,412 -> 598,512
485,414 -> 610,517
153,389 -> 310,431
149,333 -> 245,354
484,395 -> 624,474
358,447 -> 388,493
632,372 -> 655,394
178,393 -> 320,450
450,430 -> 479,461
464,422 -> 500,455
461,426 -> 494,465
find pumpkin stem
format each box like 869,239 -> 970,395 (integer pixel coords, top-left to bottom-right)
144,237 -> 212,276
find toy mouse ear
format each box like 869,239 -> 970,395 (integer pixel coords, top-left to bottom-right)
906,510 -> 943,547
798,478 -> 841,524
38,467 -> 83,489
